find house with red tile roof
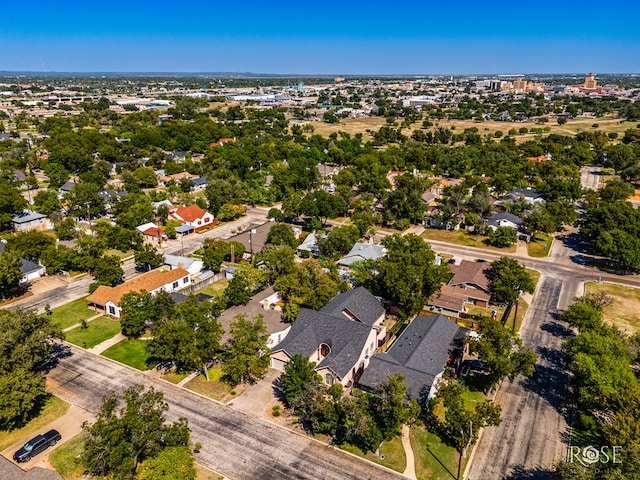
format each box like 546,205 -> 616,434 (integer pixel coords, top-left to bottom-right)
169,205 -> 214,231
136,222 -> 167,244
210,137 -> 236,147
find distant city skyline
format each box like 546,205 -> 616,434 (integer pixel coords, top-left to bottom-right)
2,0 -> 639,74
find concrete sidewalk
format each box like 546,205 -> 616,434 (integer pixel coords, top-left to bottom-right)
88,333 -> 125,354
401,425 -> 417,479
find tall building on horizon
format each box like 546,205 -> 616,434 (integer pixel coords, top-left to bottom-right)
584,73 -> 597,89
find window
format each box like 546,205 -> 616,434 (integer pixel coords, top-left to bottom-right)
325,373 -> 335,385
172,281 -> 179,288
108,306 -> 116,315
183,277 -> 189,284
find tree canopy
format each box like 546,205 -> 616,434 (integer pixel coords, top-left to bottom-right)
82,385 -> 191,479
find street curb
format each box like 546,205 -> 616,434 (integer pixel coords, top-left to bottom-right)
58,342 -> 407,479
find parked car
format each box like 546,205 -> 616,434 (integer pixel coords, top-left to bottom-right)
13,429 -> 61,463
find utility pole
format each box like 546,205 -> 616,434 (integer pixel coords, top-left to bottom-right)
249,229 -> 256,262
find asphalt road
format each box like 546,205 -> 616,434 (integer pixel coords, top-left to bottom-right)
466,276 -> 575,480
46,345 -> 403,480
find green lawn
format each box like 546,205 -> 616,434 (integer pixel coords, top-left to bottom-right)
340,434 -> 406,473
185,366 -> 235,401
65,317 -> 121,349
422,229 -> 517,253
101,338 -> 158,370
49,434 -> 86,480
163,371 -> 190,384
411,424 -> 464,480
0,395 -> 69,451
527,233 -> 553,258
106,248 -> 134,260
196,278 -> 229,298
50,297 -> 96,330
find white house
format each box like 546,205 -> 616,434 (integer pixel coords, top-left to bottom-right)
86,268 -> 190,318
11,211 -> 52,232
163,254 -> 204,276
169,205 -> 215,232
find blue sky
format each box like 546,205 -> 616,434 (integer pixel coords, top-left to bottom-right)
1,1 -> 639,74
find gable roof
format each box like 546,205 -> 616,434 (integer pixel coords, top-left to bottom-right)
273,308 -> 374,380
164,254 -> 199,270
448,260 -> 491,292
337,241 -> 386,267
12,211 -> 47,224
59,180 -> 75,192
358,314 -> 464,399
173,204 -> 208,223
192,176 -> 208,186
485,212 -> 523,228
21,258 -> 43,275
320,286 -> 384,326
503,188 -> 543,200
86,268 -> 189,307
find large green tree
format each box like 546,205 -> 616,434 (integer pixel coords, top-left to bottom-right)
82,385 -> 191,479
469,317 -> 537,389
489,257 -> 535,304
136,446 -> 196,480
280,354 -> 321,409
134,244 -> 164,272
148,296 -> 224,377
0,253 -> 22,299
7,231 -> 55,262
0,178 -> 27,231
0,309 -> 63,429
372,234 -> 452,316
274,259 -> 346,322
222,314 -> 270,385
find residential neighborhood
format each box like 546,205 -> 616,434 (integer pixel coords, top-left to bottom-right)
1,69 -> 639,480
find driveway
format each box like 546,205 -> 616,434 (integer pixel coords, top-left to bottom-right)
228,368 -> 282,418
1,404 -> 94,471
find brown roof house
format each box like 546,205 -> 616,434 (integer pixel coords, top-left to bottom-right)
86,268 -> 190,318
427,260 -> 492,317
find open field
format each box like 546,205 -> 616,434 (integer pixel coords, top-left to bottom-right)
101,338 -> 158,371
0,395 -> 69,451
303,113 -> 636,145
65,317 -> 121,348
50,297 -> 95,330
302,116 -> 388,138
585,281 -> 640,334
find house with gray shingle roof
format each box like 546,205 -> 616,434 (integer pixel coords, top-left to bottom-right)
485,212 -> 523,231
0,455 -> 63,480
358,314 -> 468,401
337,241 -> 386,267
11,211 -> 52,233
270,308 -> 378,387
